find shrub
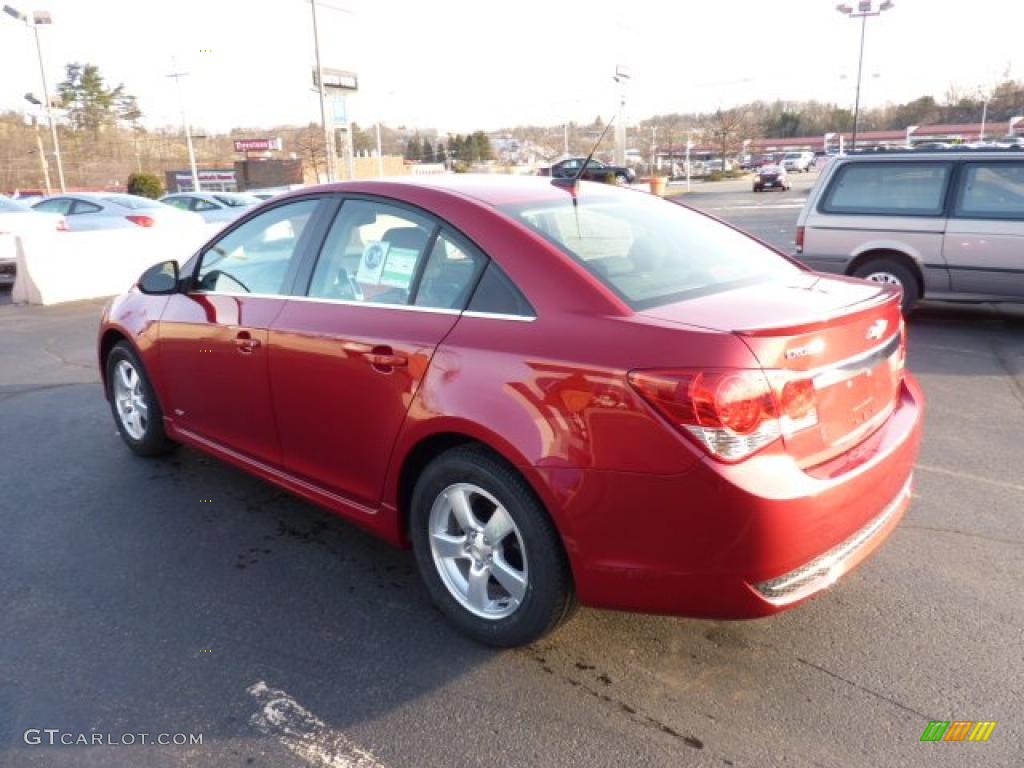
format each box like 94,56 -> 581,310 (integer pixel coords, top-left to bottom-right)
126,172 -> 163,199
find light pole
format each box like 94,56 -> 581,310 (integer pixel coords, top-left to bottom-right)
835,1 -> 894,151
613,65 -> 630,166
4,5 -> 66,191
905,124 -> 918,148
166,69 -> 200,192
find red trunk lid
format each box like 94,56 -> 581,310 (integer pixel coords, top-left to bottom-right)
641,273 -> 905,467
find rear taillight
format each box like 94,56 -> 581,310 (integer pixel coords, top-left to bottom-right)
56,217 -> 69,231
795,225 -> 805,253
629,368 -> 821,462
126,215 -> 155,227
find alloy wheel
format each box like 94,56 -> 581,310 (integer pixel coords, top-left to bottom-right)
428,483 -> 528,620
112,359 -> 148,440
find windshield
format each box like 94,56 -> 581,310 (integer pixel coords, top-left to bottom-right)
501,189 -> 799,309
214,193 -> 261,207
102,195 -> 163,210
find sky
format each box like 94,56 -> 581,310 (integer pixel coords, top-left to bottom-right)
0,0 -> 1019,136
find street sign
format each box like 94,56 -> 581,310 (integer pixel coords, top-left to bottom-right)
313,68 -> 358,92
234,138 -> 282,152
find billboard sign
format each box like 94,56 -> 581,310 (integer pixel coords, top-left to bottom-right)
313,68 -> 358,92
234,138 -> 282,153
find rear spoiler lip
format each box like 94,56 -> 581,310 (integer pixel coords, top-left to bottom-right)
734,288 -> 901,337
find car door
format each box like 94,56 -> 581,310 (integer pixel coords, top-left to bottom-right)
268,197 -> 487,507
157,197 -> 327,466
944,160 -> 1024,298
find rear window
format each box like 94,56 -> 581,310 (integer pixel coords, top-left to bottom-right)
954,162 -> 1024,220
821,161 -> 951,216
500,190 -> 799,310
0,197 -> 30,212
102,195 -> 162,210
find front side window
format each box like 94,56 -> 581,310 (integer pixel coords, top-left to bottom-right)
821,162 -> 952,216
195,199 -> 319,295
954,163 -> 1024,220
501,188 -> 799,309
163,197 -> 191,210
192,198 -> 221,212
307,199 -> 436,305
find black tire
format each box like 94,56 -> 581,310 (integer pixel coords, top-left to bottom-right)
852,257 -> 920,313
105,341 -> 175,457
410,445 -> 574,647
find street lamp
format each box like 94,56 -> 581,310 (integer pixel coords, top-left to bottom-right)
835,1 -> 894,151
4,4 -> 66,191
166,68 -> 201,192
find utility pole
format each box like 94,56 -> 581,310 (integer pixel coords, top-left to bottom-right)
310,0 -> 335,182
30,115 -> 52,194
166,69 -> 200,192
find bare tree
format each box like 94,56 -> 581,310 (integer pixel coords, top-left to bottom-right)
703,108 -> 751,169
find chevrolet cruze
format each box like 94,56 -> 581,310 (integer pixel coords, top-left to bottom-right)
98,176 -> 923,647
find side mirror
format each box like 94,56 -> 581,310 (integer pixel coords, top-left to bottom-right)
138,260 -> 180,295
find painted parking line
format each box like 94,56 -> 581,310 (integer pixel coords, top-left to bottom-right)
248,681 -> 388,768
916,463 -> 1024,494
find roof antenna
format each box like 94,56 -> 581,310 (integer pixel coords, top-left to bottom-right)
553,116 -> 615,189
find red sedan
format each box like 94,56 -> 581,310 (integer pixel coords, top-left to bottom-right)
98,176 -> 923,647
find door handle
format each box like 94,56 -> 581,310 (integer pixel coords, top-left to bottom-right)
341,342 -> 407,370
234,330 -> 261,353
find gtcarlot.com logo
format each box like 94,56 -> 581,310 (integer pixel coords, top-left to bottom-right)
920,720 -> 997,742
24,729 -> 204,747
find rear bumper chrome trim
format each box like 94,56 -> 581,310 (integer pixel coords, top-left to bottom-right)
753,475 -> 912,604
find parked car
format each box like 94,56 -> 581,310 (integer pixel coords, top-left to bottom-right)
0,196 -> 68,286
160,191 -> 262,223
781,151 -> 815,173
753,165 -> 790,192
32,193 -> 202,231
99,176 -> 923,647
539,157 -> 636,185
795,148 -> 1024,312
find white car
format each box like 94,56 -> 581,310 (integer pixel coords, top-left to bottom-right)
160,191 -> 261,224
32,193 -> 203,231
0,196 -> 67,286
781,151 -> 815,173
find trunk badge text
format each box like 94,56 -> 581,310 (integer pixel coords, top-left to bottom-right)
785,338 -> 825,360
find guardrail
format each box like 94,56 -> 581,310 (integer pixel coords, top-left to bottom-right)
10,223 -> 223,305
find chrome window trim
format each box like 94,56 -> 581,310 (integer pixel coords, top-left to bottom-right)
461,310 -> 536,323
189,290 -> 536,320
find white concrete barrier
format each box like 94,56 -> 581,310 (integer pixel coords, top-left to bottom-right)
12,223 -> 223,305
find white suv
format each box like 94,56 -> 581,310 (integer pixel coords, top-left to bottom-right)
781,151 -> 815,173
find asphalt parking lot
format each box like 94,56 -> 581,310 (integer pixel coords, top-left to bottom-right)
1,177 -> 1022,767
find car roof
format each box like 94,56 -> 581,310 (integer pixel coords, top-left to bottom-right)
300,174 -> 627,208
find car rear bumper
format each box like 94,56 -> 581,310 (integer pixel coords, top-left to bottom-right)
796,255 -> 850,275
539,373 -> 924,618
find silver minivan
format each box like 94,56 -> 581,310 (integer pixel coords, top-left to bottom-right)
795,150 -> 1024,311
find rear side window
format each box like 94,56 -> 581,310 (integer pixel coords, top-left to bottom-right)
467,262 -> 535,317
413,232 -> 487,310
71,201 -> 102,214
954,163 -> 1024,220
821,162 -> 951,216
